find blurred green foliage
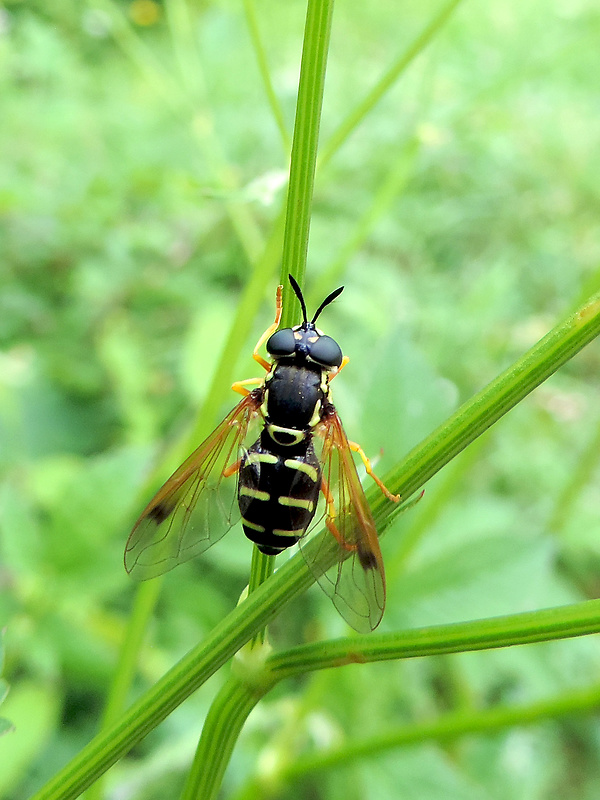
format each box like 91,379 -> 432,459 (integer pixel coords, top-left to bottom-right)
1,0 -> 600,798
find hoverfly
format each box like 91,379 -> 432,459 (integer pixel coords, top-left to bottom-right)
125,276 -> 400,631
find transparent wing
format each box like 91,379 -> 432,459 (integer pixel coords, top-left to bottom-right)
125,392 -> 263,580
310,408 -> 386,632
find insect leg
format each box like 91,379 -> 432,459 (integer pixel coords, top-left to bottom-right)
252,284 -> 283,371
231,377 -> 263,396
328,355 -> 350,381
223,458 -> 241,477
321,479 -> 355,552
347,441 -> 401,503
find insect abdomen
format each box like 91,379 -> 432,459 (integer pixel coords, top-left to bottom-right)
238,441 -> 321,555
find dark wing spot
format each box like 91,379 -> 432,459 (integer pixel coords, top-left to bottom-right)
357,545 -> 378,571
148,503 -> 172,525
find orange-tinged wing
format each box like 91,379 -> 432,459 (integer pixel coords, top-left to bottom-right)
125,392 -> 263,580
311,407 -> 386,632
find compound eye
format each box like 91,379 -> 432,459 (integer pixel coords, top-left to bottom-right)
309,334 -> 343,368
266,328 -> 296,357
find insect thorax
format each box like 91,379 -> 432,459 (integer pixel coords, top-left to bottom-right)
236,362 -> 329,554
262,363 -> 328,445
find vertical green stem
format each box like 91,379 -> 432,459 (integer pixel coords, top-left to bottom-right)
280,0 -> 335,320
186,1 -> 337,791
247,0 -> 335,630
248,547 -> 276,647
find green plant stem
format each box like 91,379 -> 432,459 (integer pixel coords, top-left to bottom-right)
195,0 -> 336,783
308,134 -> 421,308
30,577 -> 600,799
32,291 -> 600,800
319,0 -> 464,167
280,0 -> 334,316
187,210 -> 286,447
248,547 -> 276,647
163,0 -> 266,264
266,597 -> 600,678
386,438 -> 486,580
243,0 -> 291,151
369,292 -> 600,518
248,548 -> 276,597
165,0 -> 204,103
547,414 -> 600,534
247,0 -> 335,639
29,560 -> 314,800
281,682 -> 600,782
100,581 -> 163,722
180,671 -> 270,800
85,579 -> 162,800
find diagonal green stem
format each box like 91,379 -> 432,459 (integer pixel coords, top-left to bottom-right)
367,292 -> 600,520
280,681 -> 600,781
30,291 -> 600,800
319,0 -> 464,167
242,0 -> 291,150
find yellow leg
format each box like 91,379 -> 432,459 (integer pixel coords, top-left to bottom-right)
223,458 -> 241,478
348,441 -> 401,502
231,377 -> 263,396
321,478 -> 336,519
252,284 -> 283,371
231,286 -> 282,394
326,517 -> 356,552
321,479 -> 355,552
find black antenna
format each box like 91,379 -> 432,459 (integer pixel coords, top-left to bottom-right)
288,274 -> 308,324
311,285 -> 344,324
288,274 -> 344,325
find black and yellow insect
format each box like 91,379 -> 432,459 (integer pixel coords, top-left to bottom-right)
125,276 -> 399,631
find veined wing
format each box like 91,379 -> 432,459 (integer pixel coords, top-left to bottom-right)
125,391 -> 263,580
311,406 -> 386,632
